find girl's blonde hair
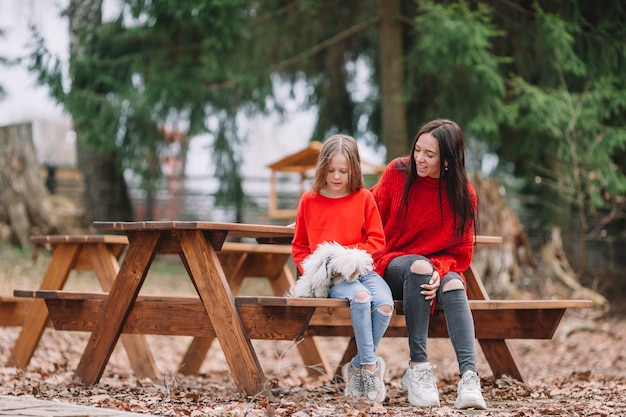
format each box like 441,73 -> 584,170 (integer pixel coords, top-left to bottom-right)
311,134 -> 364,193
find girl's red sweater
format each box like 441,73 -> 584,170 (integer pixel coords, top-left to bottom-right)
370,157 -> 476,282
291,188 -> 385,272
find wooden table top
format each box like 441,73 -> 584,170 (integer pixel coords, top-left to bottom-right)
93,221 -> 296,242
92,221 -> 501,244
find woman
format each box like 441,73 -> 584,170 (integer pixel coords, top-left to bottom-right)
370,119 -> 487,410
292,134 -> 393,403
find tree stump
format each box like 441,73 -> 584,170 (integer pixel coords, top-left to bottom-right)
0,123 -> 66,248
471,173 -> 608,312
471,173 -> 535,298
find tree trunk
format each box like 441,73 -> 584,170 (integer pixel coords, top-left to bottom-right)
379,0 -> 407,161
68,0 -> 134,224
0,123 -> 65,247
76,141 -> 134,223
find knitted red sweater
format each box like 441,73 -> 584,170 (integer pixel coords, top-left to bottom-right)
370,157 -> 476,281
292,188 -> 385,272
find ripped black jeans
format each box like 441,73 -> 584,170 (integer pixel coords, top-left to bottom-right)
384,255 -> 477,375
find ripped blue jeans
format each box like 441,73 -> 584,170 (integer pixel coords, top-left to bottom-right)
329,271 -> 394,367
384,255 -> 478,375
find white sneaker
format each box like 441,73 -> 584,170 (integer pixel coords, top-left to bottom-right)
401,364 -> 440,407
341,361 -> 363,398
455,370 -> 487,410
361,356 -> 387,403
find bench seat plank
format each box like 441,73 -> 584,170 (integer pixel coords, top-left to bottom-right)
15,293 -> 313,340
14,291 -> 591,341
30,234 -> 129,245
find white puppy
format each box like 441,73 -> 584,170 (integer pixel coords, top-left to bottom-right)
287,241 -> 374,298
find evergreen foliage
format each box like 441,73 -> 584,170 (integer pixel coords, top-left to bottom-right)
24,0 -> 626,241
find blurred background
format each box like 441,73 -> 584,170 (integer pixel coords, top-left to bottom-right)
0,0 -> 624,313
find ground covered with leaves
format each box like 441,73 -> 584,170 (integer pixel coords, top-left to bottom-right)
1,250 -> 625,416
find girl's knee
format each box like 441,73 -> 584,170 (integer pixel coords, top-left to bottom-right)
355,291 -> 371,303
410,259 -> 433,275
377,303 -> 393,315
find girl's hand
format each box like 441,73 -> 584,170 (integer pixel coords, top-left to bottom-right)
421,270 -> 440,306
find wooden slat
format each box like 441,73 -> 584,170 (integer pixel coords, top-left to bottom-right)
30,234 -> 129,245
41,298 -> 313,340
93,221 -> 295,239
16,292 -> 592,312
235,296 -> 592,310
474,235 -> 502,244
22,292 -> 590,341
39,298 -> 562,339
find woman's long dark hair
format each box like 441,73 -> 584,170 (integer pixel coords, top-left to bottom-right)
402,119 -> 476,239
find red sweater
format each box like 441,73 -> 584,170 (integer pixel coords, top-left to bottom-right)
292,188 -> 386,272
370,157 -> 476,281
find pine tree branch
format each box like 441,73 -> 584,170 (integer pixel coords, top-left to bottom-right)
273,16 -> 380,72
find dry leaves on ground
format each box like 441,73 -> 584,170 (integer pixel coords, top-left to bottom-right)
1,310 -> 625,416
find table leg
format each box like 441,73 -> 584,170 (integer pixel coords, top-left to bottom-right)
179,231 -> 266,397
88,243 -> 159,380
178,337 -> 214,375
8,243 -> 81,368
74,231 -> 161,385
465,263 -> 525,381
478,339 -> 524,381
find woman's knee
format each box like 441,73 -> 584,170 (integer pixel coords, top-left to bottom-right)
441,273 -> 465,292
409,259 -> 433,275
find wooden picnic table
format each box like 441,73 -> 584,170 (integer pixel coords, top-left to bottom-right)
11,222 -> 592,397
79,221 -> 294,396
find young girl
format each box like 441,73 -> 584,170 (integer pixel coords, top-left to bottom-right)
291,134 -> 394,403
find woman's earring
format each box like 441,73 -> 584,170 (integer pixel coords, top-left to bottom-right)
444,165 -> 448,171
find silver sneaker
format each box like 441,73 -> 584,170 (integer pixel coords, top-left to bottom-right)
341,361 -> 363,398
455,370 -> 487,410
361,356 -> 387,403
401,364 -> 440,407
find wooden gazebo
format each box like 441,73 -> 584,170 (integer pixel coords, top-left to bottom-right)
266,142 -> 385,219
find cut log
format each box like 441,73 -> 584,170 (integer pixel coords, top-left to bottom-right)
0,123 -> 68,247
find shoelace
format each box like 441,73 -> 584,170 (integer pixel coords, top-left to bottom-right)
461,372 -> 480,392
362,371 -> 381,397
349,369 -> 364,393
412,367 -> 435,388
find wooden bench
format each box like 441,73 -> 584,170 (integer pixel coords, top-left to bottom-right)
8,225 -> 593,393
13,290 -> 592,382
